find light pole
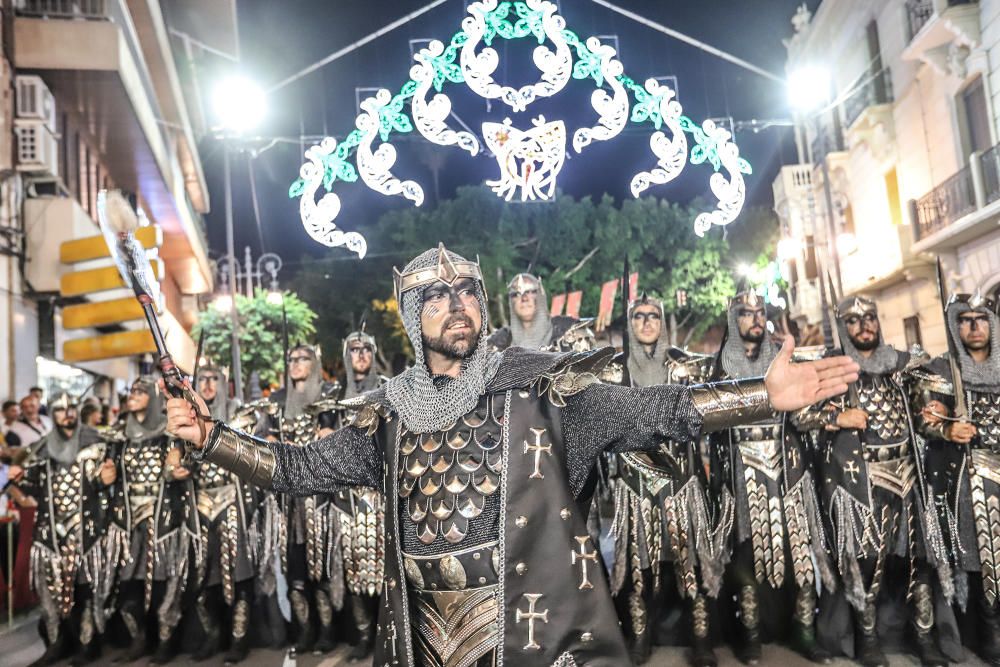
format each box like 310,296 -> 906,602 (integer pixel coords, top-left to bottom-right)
212,76 -> 267,401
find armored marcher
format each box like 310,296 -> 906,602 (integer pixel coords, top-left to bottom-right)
109,376 -> 197,664
913,288 -> 1000,665
9,393 -> 116,666
487,272 -> 595,352
801,297 -> 953,667
709,292 -> 834,664
611,294 -> 729,666
261,343 -> 341,654
165,244 -> 858,667
189,363 -> 263,664
330,329 -> 387,660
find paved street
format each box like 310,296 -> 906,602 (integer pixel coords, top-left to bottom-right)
0,611 -> 989,667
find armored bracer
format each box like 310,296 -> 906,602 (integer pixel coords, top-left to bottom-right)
690,378 -> 771,432
196,421 -> 277,489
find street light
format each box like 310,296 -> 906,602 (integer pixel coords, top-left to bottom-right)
212,75 -> 267,401
787,66 -> 831,113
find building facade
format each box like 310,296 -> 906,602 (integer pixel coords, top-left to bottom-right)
0,0 -> 236,402
775,0 -> 1000,355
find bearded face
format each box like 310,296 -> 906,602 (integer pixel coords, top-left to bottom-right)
631,304 -> 662,347
845,312 -> 881,351
52,407 -> 78,432
349,342 -> 374,376
958,311 -> 992,353
420,278 -> 483,361
736,305 -> 767,344
197,371 -> 221,402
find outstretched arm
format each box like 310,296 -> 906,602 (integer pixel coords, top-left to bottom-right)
165,387 -> 382,495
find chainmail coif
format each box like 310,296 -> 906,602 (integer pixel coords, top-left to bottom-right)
627,295 -> 671,387
508,273 -> 554,351
835,298 -> 898,375
720,304 -> 778,379
384,247 -> 502,434
947,300 -> 1000,392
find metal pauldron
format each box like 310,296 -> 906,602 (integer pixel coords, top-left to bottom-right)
200,421 -> 277,489
690,378 -> 771,432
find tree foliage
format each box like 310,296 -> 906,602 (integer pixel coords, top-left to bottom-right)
288,185 -> 766,362
193,289 -> 317,391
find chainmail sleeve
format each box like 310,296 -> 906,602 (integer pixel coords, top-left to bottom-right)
561,383 -> 703,495
195,421 -> 381,495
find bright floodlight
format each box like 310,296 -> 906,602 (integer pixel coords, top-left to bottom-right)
213,76 -> 266,132
787,67 -> 831,112
266,290 -> 284,306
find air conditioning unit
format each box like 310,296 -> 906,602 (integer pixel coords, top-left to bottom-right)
14,119 -> 59,177
15,75 -> 56,132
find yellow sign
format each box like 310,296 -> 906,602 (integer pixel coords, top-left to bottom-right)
63,330 -> 156,363
59,225 -> 161,264
62,297 -> 152,329
60,259 -> 162,297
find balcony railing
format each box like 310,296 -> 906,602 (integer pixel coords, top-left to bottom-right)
913,165 -> 976,241
843,68 -> 893,129
981,143 -> 1000,205
810,121 -> 845,164
15,0 -> 108,19
907,0 -> 978,41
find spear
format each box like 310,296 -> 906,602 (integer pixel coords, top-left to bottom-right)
936,259 -> 968,421
620,254 -> 631,387
97,191 -> 209,434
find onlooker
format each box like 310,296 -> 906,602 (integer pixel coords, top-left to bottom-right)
80,402 -> 102,427
29,386 -> 46,415
1,400 -> 19,444
7,395 -> 52,448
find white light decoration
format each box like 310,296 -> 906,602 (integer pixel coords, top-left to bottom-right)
411,40 -> 481,155
630,78 -> 687,197
287,0 -> 753,256
572,37 -> 628,153
484,117 -> 566,201
460,0 -> 572,112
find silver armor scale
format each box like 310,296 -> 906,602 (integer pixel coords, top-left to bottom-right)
124,440 -> 166,497
970,391 -> 1000,451
857,374 -> 911,443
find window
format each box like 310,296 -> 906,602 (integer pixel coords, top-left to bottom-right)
962,77 -> 992,154
903,315 -> 923,350
804,235 -> 818,280
885,168 -> 903,226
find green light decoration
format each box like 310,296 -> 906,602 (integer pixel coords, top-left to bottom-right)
291,0 -> 752,256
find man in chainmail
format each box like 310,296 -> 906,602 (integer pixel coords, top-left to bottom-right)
260,344 -> 341,655
487,273 -> 596,352
798,297 -> 952,667
331,330 -> 386,660
611,294 -> 727,666
9,393 -> 115,666
108,377 -> 197,664
709,291 -> 833,664
189,364 -> 262,664
914,289 -> 1000,665
166,244 -> 858,667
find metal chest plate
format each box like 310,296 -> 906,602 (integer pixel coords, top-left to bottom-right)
398,393 -> 505,545
857,375 -> 910,443
970,391 -> 1000,451
124,439 -> 163,497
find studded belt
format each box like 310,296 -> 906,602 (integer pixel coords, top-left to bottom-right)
731,423 -> 782,443
863,439 -> 910,462
403,541 -> 500,592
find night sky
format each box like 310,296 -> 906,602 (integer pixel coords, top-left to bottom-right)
199,0 -> 823,278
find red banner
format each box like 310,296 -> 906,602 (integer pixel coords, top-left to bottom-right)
566,291 -> 582,319
597,279 -> 618,328
550,293 -> 566,316
624,272 -> 639,302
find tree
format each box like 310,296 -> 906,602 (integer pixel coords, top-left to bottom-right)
288,185 -> 739,358
193,289 -> 317,394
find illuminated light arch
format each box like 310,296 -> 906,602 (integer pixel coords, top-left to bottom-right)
288,0 -> 753,257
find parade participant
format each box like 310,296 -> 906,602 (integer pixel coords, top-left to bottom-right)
612,294 -> 727,666
802,297 -> 951,667
331,330 -> 386,660
488,272 -> 595,352
8,393 -> 115,666
260,344 -> 341,654
109,377 -> 197,664
189,363 -> 262,664
710,292 -> 833,664
915,288 -> 1000,665
166,244 -> 858,667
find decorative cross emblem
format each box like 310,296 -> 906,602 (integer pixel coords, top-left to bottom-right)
788,448 -> 799,470
843,461 -> 861,484
523,427 -> 552,479
571,536 -> 598,590
515,593 -> 549,650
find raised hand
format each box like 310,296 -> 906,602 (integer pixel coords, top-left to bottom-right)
162,379 -> 212,449
945,421 -> 977,445
764,337 -> 860,412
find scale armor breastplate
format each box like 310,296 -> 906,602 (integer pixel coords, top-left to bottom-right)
124,440 -> 163,497
970,390 -> 1000,451
281,413 -> 318,446
399,393 -> 505,550
51,463 -> 83,531
857,374 -> 910,443
197,460 -> 233,490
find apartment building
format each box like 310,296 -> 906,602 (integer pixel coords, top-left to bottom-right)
0,0 -> 235,400
775,0 -> 1000,355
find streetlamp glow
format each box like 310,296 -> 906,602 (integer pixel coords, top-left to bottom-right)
777,237 -> 803,263
213,294 -> 233,313
213,76 -> 267,133
787,66 -> 831,113
266,290 -> 284,306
